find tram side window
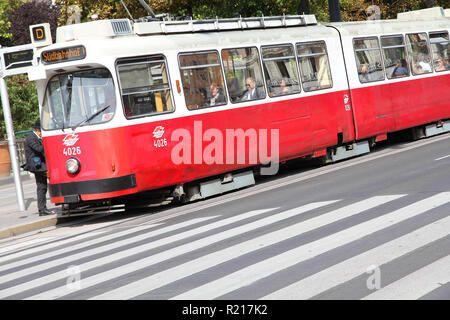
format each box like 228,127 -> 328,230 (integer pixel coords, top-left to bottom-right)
406,33 -> 433,75
381,35 -> 410,79
221,47 -> 266,103
42,80 -> 64,129
179,51 -> 227,110
296,41 -> 333,91
261,44 -> 301,97
429,32 -> 450,72
117,55 -> 173,118
353,37 -> 385,83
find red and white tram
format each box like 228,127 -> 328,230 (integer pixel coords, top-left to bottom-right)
28,7 -> 450,214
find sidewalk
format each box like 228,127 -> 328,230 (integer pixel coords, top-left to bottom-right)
0,172 -> 60,240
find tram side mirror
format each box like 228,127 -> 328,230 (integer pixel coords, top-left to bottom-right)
30,23 -> 53,48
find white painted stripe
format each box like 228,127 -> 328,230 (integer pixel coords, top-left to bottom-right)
263,215 -> 450,299
90,195 -> 405,300
363,255 -> 450,300
4,209 -> 272,299
0,237 -> 56,255
0,231 -> 103,263
0,216 -> 140,260
0,222 -> 160,266
0,214 -> 152,263
0,217 -> 211,286
435,155 -> 450,161
27,203 -> 329,300
172,193 -> 450,300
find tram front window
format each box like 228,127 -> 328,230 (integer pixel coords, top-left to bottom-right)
41,68 -> 116,130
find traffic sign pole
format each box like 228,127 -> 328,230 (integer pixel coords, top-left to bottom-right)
0,26 -> 52,213
0,76 -> 25,211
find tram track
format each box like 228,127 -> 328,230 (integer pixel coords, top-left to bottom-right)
50,131 -> 450,232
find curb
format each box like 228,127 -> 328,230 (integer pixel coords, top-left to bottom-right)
0,216 -> 58,240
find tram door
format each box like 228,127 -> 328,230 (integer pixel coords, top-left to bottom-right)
260,44 -> 312,156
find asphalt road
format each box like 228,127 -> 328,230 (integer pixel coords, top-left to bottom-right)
0,132 -> 449,301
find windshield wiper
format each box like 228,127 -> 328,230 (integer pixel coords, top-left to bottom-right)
71,105 -> 110,131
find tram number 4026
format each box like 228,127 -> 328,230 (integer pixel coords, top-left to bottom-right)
63,146 -> 81,156
154,138 -> 167,148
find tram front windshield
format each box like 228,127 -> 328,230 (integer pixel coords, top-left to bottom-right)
41,68 -> 116,130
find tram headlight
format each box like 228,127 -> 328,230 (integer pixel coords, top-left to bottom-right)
66,157 -> 81,174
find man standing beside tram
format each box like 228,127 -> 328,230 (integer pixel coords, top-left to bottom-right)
22,120 -> 55,216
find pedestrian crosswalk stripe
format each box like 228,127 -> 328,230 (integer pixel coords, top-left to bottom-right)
263,215 -> 450,299
0,230 -> 125,264
4,208 -> 274,299
363,254 -> 450,300
89,195 -> 405,300
0,223 -> 162,269
0,237 -> 56,256
171,192 -> 450,300
5,193 -> 448,300
0,217 -> 213,288
24,204 -> 327,300
0,217 -> 148,264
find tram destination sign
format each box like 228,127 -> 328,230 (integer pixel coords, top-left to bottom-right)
3,49 -> 33,70
41,45 -> 86,65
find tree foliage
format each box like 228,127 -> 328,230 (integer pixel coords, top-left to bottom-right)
51,0 -> 450,24
0,0 -> 25,47
0,76 -> 39,139
8,0 -> 60,46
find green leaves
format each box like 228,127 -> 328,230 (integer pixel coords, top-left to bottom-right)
0,76 -> 39,139
8,0 -> 59,46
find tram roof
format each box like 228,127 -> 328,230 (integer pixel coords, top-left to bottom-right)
328,18 -> 449,37
44,20 -> 337,60
328,7 -> 449,37
37,7 -> 450,62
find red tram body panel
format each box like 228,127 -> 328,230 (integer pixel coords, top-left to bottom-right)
350,74 -> 450,139
45,89 -> 353,203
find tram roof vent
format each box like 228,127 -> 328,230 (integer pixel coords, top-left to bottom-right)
111,19 -> 133,35
134,14 -> 317,36
397,7 -> 446,20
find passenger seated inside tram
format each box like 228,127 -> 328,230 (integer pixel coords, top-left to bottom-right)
435,57 -> 450,72
359,64 -> 370,82
208,83 -> 226,106
391,59 -> 409,77
412,54 -> 432,74
279,79 -> 290,94
240,77 -> 265,101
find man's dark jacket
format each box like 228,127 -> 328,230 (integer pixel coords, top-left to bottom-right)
22,132 -> 47,173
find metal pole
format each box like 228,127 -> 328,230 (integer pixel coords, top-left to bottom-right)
328,0 -> 342,22
0,76 -> 25,211
297,0 -> 310,15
